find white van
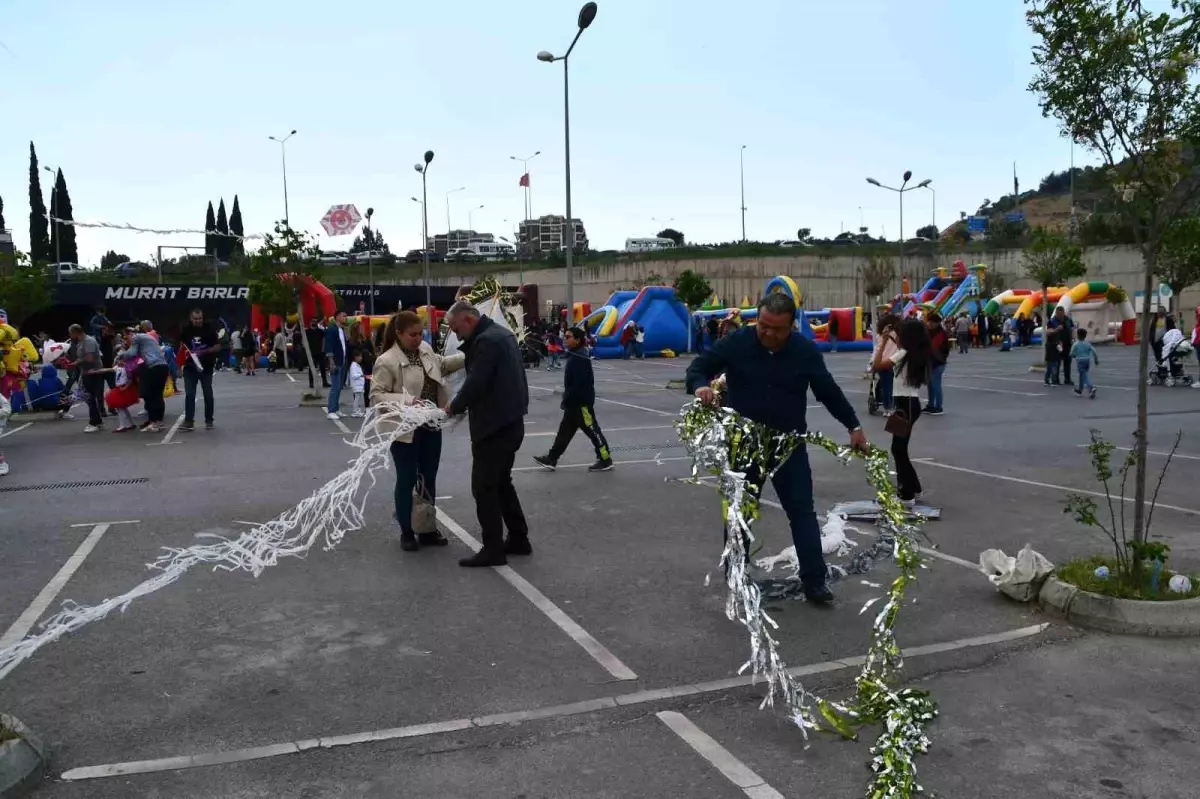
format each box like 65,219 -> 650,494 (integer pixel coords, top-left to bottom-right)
470,241 -> 516,261
624,237 -> 676,253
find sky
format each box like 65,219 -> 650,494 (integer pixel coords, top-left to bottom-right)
0,0 -> 1089,267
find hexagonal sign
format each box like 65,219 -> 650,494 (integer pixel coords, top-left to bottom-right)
320,204 -> 362,237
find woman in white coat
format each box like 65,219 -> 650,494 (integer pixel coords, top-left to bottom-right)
370,310 -> 466,551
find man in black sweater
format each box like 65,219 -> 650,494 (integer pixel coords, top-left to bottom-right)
533,327 -> 613,473
444,302 -> 531,568
179,308 -> 220,430
686,293 -> 869,605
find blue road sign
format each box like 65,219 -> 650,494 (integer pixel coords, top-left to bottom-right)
1004,211 -> 1026,224
966,216 -> 988,233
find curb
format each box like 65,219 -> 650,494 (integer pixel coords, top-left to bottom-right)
1038,575 -> 1200,636
0,714 -> 49,798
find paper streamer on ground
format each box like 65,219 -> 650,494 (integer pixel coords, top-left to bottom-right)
0,401 -> 446,683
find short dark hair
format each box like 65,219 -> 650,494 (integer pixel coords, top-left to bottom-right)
1077,328 -> 1087,340
758,293 -> 796,320
190,308 -> 203,315
566,326 -> 585,341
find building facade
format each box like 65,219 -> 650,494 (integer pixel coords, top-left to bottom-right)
427,230 -> 495,256
518,215 -> 587,255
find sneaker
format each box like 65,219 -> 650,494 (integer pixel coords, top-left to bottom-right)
83,424 -> 102,433
588,458 -> 614,472
180,420 -> 195,432
803,584 -> 835,605
1073,388 -> 1082,396
205,421 -> 214,430
113,426 -> 133,433
503,536 -> 533,556
926,408 -> 944,415
59,412 -> 76,420
417,531 -> 449,547
336,411 -> 347,418
532,454 -> 557,471
327,412 -> 340,421
1089,387 -> 1097,398
399,531 -> 420,552
0,461 -> 9,476
140,423 -> 158,433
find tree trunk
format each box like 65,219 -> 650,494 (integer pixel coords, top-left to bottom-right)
297,298 -> 323,399
1131,249 -> 1155,554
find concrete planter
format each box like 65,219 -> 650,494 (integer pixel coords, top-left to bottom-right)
0,715 -> 49,798
1039,575 -> 1200,636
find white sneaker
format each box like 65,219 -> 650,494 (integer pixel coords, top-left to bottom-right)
351,411 -> 365,418
59,412 -> 76,420
336,411 -> 347,418
327,412 -> 340,421
83,425 -> 102,433
0,461 -> 9,476
1192,382 -> 1200,389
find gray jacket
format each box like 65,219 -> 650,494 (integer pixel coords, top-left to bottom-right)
448,316 -> 528,441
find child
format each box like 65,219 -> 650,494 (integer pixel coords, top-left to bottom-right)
1069,328 -> 1099,398
348,351 -> 366,417
532,327 -> 614,473
546,332 -> 563,370
1044,327 -> 1063,385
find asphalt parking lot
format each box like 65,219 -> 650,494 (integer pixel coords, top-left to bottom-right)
1,343 -> 1198,798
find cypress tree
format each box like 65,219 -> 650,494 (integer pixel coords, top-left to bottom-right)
215,198 -> 230,261
205,201 -> 216,257
0,195 -> 6,232
229,195 -> 245,260
49,169 -> 79,264
28,143 -> 51,265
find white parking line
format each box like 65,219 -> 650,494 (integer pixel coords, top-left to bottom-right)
0,422 -> 32,439
913,459 -> 1200,516
286,373 -> 297,383
1075,443 -> 1200,461
330,416 -> 352,434
513,456 -> 689,473
597,398 -> 678,416
434,507 -> 637,682
525,425 -> 675,438
68,520 -> 140,528
657,711 -> 785,799
58,623 -> 1049,782
958,373 -> 1136,392
150,414 -> 186,447
0,523 -> 119,650
940,383 -> 1046,397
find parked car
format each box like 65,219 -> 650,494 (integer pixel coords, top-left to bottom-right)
320,251 -> 349,265
405,249 -> 444,263
47,262 -> 88,279
113,261 -> 153,277
778,240 -> 812,248
830,238 -> 859,246
447,248 -> 481,263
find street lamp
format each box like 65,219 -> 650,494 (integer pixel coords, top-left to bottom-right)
501,235 -> 524,286
411,197 -> 425,252
365,207 -> 375,315
468,204 -> 484,237
445,186 -> 466,242
537,1 -> 598,324
922,184 -> 936,240
510,151 -> 541,220
414,150 -> 435,333
739,145 -> 748,242
42,165 -> 61,281
865,171 -> 931,279
267,130 -> 297,225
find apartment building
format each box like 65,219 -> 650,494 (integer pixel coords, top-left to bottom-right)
518,215 -> 588,255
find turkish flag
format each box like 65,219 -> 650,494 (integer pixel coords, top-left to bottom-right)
518,173 -> 530,187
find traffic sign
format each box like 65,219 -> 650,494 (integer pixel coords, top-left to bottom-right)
1004,211 -> 1026,224
1159,283 -> 1174,299
320,204 -> 362,237
966,216 -> 988,233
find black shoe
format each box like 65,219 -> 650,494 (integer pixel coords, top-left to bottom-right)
533,454 -> 557,471
504,536 -> 533,556
459,550 -> 507,567
803,584 -> 835,605
926,408 -> 944,416
399,532 -> 420,552
322,383 -> 331,388
588,458 -> 614,472
180,420 -> 195,431
417,531 -> 449,547
205,421 -> 214,430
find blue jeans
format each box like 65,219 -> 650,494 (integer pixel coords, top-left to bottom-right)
183,368 -> 213,423
1076,360 -> 1093,392
327,367 -> 343,413
878,369 -> 894,411
1044,360 -> 1060,384
390,428 -> 443,534
735,448 -> 826,587
928,364 -> 945,410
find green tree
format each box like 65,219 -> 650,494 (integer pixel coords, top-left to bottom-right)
27,143 -> 50,265
915,224 -> 938,240
860,254 -> 895,307
229,195 -> 245,261
0,194 -> 6,232
215,199 -> 230,261
1023,229 -> 1086,329
248,223 -> 326,397
796,227 -> 812,241
0,250 -> 50,327
350,227 -> 391,255
204,202 -> 216,257
656,228 -> 685,246
99,250 -> 130,270
673,269 -> 712,310
49,169 -> 79,264
1158,216 -> 1200,314
1027,0 -> 1200,552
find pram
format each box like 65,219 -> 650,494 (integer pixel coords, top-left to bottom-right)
1149,332 -> 1194,387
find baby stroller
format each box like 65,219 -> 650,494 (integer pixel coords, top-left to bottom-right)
1149,332 -> 1194,387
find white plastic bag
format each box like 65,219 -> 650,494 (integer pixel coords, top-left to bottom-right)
979,544 -> 1054,602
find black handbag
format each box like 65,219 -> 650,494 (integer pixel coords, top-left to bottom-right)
885,408 -> 911,437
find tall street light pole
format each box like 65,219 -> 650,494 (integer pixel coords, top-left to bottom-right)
43,165 -> 61,281
445,186 -> 465,243
268,130 -> 297,225
414,151 -> 435,335
538,1 -> 598,325
865,171 -> 931,284
923,184 -> 936,239
365,207 -> 375,315
510,151 -> 541,221
411,197 -> 425,252
739,145 -> 747,242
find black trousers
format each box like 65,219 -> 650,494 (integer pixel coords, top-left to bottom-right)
307,358 -> 329,388
890,396 -> 923,501
82,372 -> 106,426
140,363 -> 169,423
549,405 -> 610,461
471,421 -> 529,555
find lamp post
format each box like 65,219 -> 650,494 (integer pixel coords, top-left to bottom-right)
414,151 -> 435,333
501,235 -> 523,286
537,1 -> 598,325
445,186 -> 465,245
510,151 -> 541,221
739,145 -> 747,242
365,207 -> 375,315
43,165 -> 61,281
411,197 -> 425,251
923,184 -> 936,239
468,205 -> 484,241
267,130 -> 297,225
865,171 -> 930,281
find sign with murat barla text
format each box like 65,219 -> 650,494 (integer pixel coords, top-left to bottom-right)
104,286 -> 250,301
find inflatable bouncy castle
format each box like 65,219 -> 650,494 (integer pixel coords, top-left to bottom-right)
580,286 -> 691,358
889,261 -> 987,319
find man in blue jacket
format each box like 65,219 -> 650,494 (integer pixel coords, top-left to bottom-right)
533,327 -> 613,473
324,310 -> 349,419
686,293 -> 869,604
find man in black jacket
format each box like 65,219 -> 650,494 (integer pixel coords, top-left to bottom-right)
686,293 -> 869,605
179,308 -> 220,431
532,327 -> 613,473
444,302 -> 531,567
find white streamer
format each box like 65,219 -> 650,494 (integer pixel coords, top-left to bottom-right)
45,215 -> 266,241
0,401 -> 446,683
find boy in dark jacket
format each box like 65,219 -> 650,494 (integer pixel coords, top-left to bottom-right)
533,327 -> 613,472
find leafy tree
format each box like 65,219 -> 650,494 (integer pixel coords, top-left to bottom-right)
0,194 -> 5,232
0,250 -> 51,327
1158,216 -> 1200,314
49,169 -> 79,264
983,269 -> 1008,299
350,227 -> 391,255
1023,229 -> 1086,347
673,269 -> 712,309
989,219 -> 1031,247
100,250 -> 130,270
204,202 -> 217,257
915,224 -> 939,240
796,227 -> 812,241
248,223 -> 326,397
1027,0 -> 1200,553
656,228 -> 684,246
215,199 -> 230,261
229,195 -> 245,261
27,143 -> 50,265
860,254 -> 895,306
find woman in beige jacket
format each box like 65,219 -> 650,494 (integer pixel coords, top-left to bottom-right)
370,311 -> 466,551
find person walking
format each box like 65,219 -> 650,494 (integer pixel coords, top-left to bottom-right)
874,319 -> 931,504
1070,328 -> 1099,398
954,313 -> 971,354
924,312 -> 949,415
324,311 -> 350,420
687,293 -> 868,605
230,327 -> 243,373
67,324 -> 106,433
1048,307 -> 1075,386
179,308 -> 220,430
633,324 -> 646,359
119,322 -> 171,432
533,327 -> 614,473
348,351 -> 366,417
305,319 -> 328,388
872,315 -> 900,416
271,328 -> 287,373
443,302 -> 531,568
371,310 -> 466,551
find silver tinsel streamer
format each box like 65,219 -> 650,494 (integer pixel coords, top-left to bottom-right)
677,400 -> 937,798
0,402 -> 447,683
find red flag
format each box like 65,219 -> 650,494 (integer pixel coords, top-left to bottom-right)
518,173 -> 530,187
